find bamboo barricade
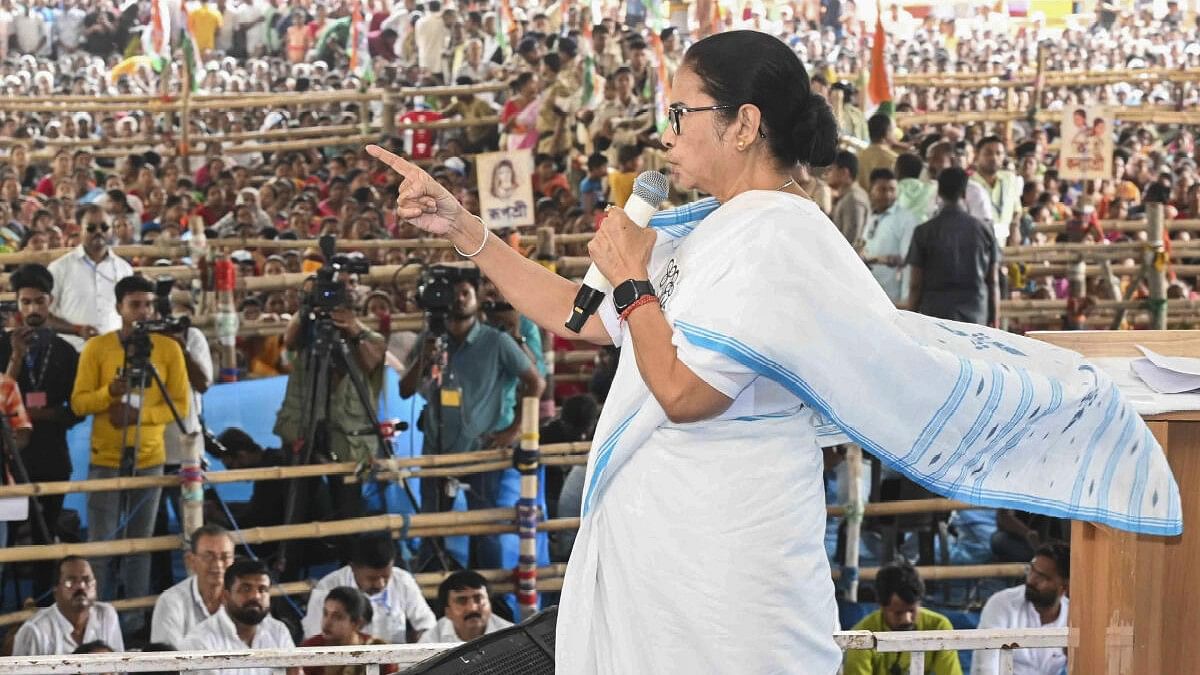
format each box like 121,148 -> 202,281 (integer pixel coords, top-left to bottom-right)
0,564 -> 571,628
0,511 -> 582,564
516,396 -> 541,620
0,442 -> 592,499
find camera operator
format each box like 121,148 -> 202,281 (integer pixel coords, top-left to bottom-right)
0,264 -> 82,598
70,275 -> 191,633
274,272 -> 387,525
399,271 -> 544,570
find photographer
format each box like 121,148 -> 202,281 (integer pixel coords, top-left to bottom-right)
274,271 -> 387,525
399,270 -> 544,569
70,275 -> 190,633
0,264 -> 82,597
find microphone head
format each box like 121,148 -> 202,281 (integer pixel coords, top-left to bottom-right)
632,170 -> 670,205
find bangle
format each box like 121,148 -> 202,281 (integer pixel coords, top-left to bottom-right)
619,295 -> 659,323
453,215 -> 489,258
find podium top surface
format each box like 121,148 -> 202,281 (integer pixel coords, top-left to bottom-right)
1031,330 -> 1200,421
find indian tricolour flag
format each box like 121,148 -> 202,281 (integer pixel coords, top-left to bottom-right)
350,0 -> 374,83
180,3 -> 203,92
141,0 -> 171,62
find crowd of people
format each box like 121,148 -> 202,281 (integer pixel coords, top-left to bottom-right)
0,0 -> 1194,672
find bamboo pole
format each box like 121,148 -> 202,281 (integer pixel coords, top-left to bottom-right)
843,445 -> 863,602
1146,202 -> 1168,330
831,563 -> 1028,582
0,442 -> 591,499
516,396 -> 541,619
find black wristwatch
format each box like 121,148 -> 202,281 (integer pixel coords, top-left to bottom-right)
613,279 -> 656,315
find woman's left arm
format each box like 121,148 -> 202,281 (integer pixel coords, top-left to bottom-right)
589,207 -> 734,424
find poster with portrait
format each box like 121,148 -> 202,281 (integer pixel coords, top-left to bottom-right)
476,150 -> 535,229
1059,106 -> 1113,181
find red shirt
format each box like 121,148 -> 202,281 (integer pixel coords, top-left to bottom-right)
35,176 -> 56,197
399,110 -> 443,160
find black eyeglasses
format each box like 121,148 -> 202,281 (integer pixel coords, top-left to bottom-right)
667,103 -> 735,136
85,222 -> 110,233
666,103 -> 769,139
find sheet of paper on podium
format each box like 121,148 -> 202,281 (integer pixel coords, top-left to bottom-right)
1131,345 -> 1200,394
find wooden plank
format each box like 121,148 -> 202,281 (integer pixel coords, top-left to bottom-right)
1027,330 -> 1200,358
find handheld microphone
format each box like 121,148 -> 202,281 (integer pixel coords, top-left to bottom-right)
565,170 -> 670,333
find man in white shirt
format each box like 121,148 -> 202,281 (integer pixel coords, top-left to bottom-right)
861,167 -> 919,305
419,570 -> 512,645
151,525 -> 235,648
46,204 -> 132,350
414,1 -> 451,73
972,542 -> 1070,675
13,556 -> 124,656
971,136 -> 1024,247
926,141 -> 995,231
182,558 -> 295,675
55,1 -> 89,53
302,532 -> 436,643
12,5 -> 49,55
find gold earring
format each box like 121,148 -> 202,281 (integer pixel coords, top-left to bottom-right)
737,143 -> 745,150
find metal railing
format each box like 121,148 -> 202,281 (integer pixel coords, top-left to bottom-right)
0,628 -> 1069,674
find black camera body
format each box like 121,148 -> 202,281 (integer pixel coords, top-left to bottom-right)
417,265 -> 479,335
133,276 -> 190,335
309,234 -> 370,313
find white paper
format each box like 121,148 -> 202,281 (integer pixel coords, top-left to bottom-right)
1136,344 -> 1200,376
0,496 -> 28,522
1091,357 -> 1200,415
1130,358 -> 1200,394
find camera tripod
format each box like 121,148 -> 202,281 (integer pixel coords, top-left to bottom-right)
276,313 -> 424,574
0,406 -> 52,545
115,334 -> 192,539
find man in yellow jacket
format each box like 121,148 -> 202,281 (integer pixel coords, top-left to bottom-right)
71,275 -> 190,635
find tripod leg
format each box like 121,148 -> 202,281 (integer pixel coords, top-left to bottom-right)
277,339 -> 332,576
0,417 -> 51,545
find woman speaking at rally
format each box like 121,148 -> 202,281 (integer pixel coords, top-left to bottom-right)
369,30 -> 1179,675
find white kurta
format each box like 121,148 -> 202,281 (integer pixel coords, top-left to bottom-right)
557,192 -> 842,674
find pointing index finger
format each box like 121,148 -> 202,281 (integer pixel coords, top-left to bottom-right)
366,144 -> 419,181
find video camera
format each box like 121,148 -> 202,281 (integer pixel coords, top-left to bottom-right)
132,276 -> 190,335
124,276 -> 190,385
416,264 -> 479,335
308,234 -> 370,315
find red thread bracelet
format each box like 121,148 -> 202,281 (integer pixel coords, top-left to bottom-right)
619,295 -> 659,323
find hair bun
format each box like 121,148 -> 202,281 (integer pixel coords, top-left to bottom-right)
790,93 -> 839,168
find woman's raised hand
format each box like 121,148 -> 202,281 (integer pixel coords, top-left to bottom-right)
366,144 -> 464,236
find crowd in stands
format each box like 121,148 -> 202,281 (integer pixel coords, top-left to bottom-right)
0,0 -> 1193,672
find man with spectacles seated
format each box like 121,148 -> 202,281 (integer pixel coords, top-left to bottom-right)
150,525 -> 237,648
46,203 -> 133,351
12,555 -> 124,656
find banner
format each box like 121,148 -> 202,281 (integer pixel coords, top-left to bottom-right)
1059,106 -> 1112,181
476,150 -> 536,229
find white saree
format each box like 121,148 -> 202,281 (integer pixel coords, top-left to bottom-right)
555,191 -> 1182,675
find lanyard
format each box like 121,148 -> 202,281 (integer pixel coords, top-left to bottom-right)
23,335 -> 52,392
81,251 -> 117,285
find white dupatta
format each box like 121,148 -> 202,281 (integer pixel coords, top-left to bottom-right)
582,191 -> 1182,537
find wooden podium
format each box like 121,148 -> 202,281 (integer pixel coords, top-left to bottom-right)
1032,331 -> 1200,675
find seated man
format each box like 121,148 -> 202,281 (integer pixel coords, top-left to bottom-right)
302,532 -> 436,644
13,556 -> 124,656
151,525 -> 236,647
418,570 -> 513,645
182,559 -> 295,675
844,562 -> 962,675
972,543 -> 1070,675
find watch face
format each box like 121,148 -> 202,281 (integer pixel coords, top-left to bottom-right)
614,283 -> 636,307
